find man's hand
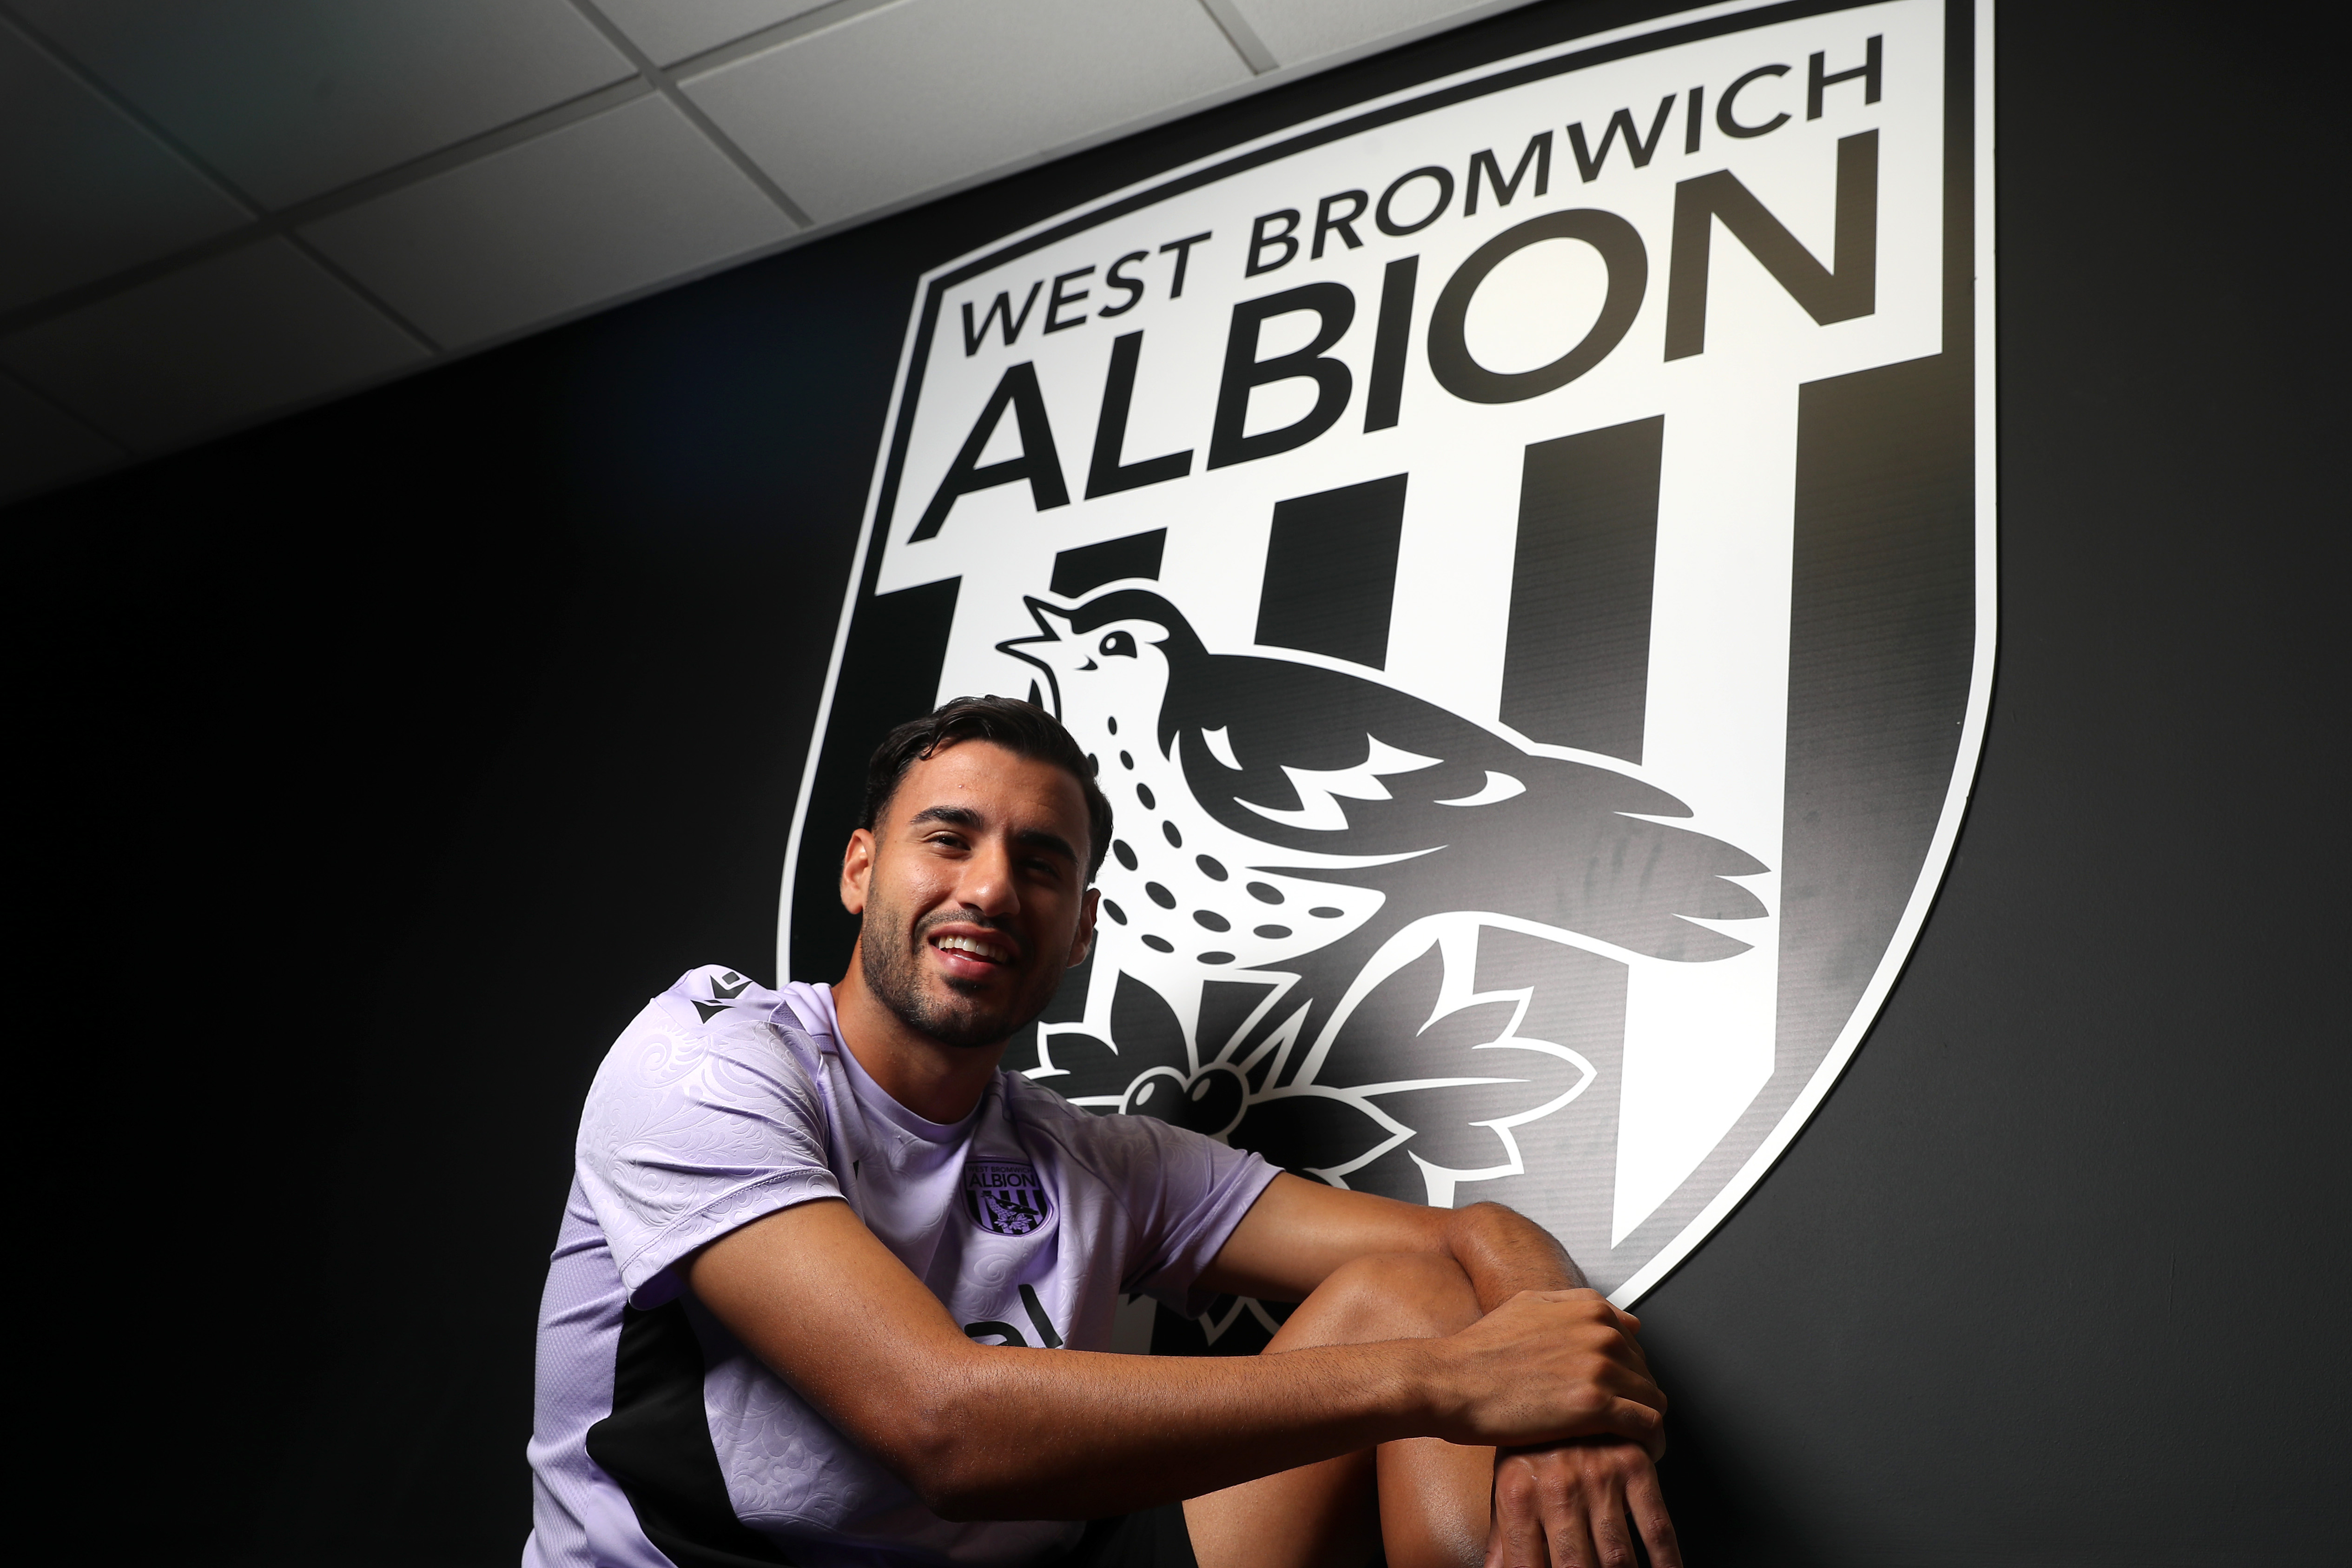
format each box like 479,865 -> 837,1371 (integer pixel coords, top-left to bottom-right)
1445,1290 -> 1678,1567
1425,1288 -> 1667,1456
1489,1439 -> 1680,1568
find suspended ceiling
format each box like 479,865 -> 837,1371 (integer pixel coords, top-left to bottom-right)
0,0 -> 1535,506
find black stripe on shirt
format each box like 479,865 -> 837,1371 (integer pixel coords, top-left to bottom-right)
586,1301 -> 797,1568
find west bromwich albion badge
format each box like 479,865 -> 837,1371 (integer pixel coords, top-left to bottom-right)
787,0 -> 1995,1317
964,1160 -> 1052,1236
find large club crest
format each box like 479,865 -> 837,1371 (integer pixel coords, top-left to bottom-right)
784,0 -> 1993,1326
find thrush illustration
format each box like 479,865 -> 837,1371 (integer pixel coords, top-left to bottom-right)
998,585 -> 1768,1199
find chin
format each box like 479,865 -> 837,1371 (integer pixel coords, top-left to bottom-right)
913,985 -> 1032,1051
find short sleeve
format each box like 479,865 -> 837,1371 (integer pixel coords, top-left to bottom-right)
573,989 -> 844,1308
1025,1088 -> 1280,1317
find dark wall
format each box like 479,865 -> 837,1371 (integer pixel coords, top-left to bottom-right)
13,3 -> 2341,1563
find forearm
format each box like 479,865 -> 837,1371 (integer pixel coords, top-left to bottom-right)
890,1268 -> 1661,1516
897,1335 -> 1440,1519
690,1195 -> 1655,1523
1201,1178 -> 1589,1309
687,1202 -> 1457,1519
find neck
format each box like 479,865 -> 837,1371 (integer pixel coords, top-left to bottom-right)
831,950 -> 1007,1124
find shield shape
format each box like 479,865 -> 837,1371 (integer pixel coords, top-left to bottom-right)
783,0 -> 1993,1314
965,1160 -> 1053,1237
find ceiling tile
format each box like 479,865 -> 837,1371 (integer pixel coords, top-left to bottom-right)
0,371 -> 128,507
0,23 -> 248,314
302,95 -> 796,350
10,0 -> 635,209
0,238 -> 427,452
684,0 -> 1251,225
585,0 -> 838,68
1229,0 -> 1499,67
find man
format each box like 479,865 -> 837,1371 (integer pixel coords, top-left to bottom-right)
529,696 -> 1679,1568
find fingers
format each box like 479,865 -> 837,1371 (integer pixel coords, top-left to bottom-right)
1596,1358 -> 1668,1417
1499,1292 -> 1660,1383
1541,1465 -> 1604,1568
1490,1451 -> 1579,1568
1486,1454 -> 1542,1568
1489,1442 -> 1678,1568
1625,1456 -> 1684,1568
1546,1514 -> 1602,1568
1605,1397 -> 1668,1462
1607,1308 -> 1652,1368
1456,1290 -> 1670,1450
1583,1489 -> 1638,1568
1511,1291 -> 1653,1377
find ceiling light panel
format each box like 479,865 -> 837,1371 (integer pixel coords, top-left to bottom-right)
303,94 -> 797,349
1228,0 -> 1500,68
0,238 -> 425,449
683,0 -> 1250,225
0,22 -> 247,312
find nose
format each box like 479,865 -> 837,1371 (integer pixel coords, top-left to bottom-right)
953,837 -> 1024,924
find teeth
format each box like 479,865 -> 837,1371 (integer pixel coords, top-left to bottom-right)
935,935 -> 1008,961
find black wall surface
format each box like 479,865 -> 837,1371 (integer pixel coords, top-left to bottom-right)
12,4 -> 2343,1563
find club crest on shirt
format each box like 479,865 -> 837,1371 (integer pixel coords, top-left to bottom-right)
964,1160 -> 1052,1236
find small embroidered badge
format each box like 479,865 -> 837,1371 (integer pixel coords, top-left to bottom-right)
963,1160 -> 1051,1236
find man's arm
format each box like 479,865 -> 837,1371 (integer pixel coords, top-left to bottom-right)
684,1193 -> 1664,1522
1203,1176 -> 1680,1568
1199,1173 -> 1595,1310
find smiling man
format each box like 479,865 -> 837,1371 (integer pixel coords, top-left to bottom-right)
527,696 -> 1679,1568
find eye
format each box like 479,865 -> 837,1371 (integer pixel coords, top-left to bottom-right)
1098,630 -> 1137,658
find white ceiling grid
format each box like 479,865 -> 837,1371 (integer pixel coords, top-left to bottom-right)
302,95 -> 797,349
0,0 -> 1523,504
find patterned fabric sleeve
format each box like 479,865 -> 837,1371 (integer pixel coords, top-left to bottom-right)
574,971 -> 844,1308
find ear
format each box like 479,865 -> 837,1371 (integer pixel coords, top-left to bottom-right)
1068,886 -> 1101,970
839,828 -> 877,916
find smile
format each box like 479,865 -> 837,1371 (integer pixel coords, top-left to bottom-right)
931,933 -> 1014,964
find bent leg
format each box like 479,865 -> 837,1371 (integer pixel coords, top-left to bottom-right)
1183,1254 -> 1493,1568
1377,1434 -> 1494,1568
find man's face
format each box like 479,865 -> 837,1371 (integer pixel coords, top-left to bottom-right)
841,740 -> 1097,1051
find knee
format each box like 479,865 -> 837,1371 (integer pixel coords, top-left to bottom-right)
1289,1252 -> 1480,1346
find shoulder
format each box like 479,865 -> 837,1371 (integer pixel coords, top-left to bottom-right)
585,966 -> 828,1121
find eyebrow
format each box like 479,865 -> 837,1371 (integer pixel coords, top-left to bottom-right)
1015,827 -> 1082,866
906,805 -> 1080,867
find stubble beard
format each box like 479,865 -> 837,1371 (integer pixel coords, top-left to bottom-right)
859,900 -> 1059,1051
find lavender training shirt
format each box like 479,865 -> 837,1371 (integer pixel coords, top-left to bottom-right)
524,966 -> 1278,1568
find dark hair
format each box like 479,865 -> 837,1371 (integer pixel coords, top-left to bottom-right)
860,695 -> 1114,880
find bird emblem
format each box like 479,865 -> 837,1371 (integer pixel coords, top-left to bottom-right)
998,585 -> 1769,1222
